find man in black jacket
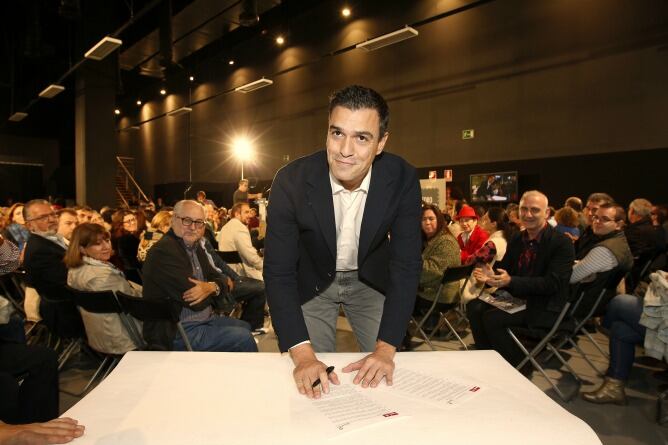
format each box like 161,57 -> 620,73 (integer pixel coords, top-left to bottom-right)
467,190 -> 574,369
142,200 -> 257,352
264,85 -> 422,398
22,199 -> 83,338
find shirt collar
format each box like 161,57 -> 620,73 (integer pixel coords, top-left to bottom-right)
329,165 -> 372,195
522,223 -> 548,242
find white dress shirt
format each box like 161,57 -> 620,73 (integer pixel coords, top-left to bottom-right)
330,166 -> 372,271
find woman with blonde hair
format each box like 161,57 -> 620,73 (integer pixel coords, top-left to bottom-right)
65,223 -> 142,354
137,210 -> 172,262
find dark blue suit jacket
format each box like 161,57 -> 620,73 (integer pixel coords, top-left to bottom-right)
264,150 -> 422,351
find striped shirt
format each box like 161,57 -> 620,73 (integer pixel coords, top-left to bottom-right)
570,246 -> 618,284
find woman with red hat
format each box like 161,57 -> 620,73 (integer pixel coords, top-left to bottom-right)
456,205 -> 489,264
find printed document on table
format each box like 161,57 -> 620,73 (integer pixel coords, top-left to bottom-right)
291,383 -> 406,438
391,367 -> 482,408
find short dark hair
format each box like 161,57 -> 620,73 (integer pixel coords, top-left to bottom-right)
598,202 -> 626,222
328,85 -> 390,136
230,202 -> 248,218
586,192 -> 613,205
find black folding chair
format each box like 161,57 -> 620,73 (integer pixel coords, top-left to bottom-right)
411,264 -> 475,350
507,298 -> 580,402
116,292 -> 193,351
215,250 -> 245,318
66,287 -> 143,396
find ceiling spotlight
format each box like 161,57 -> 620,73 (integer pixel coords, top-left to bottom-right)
160,88 -> 167,95
189,75 -> 194,82
136,100 -> 142,106
275,35 -> 285,45
341,7 -> 351,17
114,109 -> 121,115
356,26 -> 418,52
235,77 -> 273,93
8,112 -> 28,122
228,60 -> 235,65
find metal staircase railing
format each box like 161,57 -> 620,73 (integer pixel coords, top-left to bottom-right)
115,156 -> 149,208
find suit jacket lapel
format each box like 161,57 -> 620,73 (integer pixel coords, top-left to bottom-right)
358,158 -> 394,263
306,154 -> 337,260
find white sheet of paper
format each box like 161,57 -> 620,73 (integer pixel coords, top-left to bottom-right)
291,381 -> 406,438
391,367 -> 482,408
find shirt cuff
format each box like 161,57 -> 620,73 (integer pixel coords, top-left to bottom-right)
288,340 -> 311,351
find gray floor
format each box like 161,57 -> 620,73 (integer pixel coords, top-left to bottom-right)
59,316 -> 668,445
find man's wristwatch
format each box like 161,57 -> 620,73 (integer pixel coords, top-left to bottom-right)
210,282 -> 221,296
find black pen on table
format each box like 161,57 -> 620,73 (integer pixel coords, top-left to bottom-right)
312,366 -> 335,388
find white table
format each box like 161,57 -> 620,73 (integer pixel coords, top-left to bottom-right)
64,351 -> 601,445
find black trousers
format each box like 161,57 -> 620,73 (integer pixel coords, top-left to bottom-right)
0,343 -> 59,423
232,277 -> 267,330
466,298 -> 527,367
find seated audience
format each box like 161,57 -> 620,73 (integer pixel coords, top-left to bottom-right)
75,206 -> 93,225
218,202 -> 264,281
110,209 -> 142,282
0,236 -> 19,274
583,271 -> 667,404
137,210 -> 172,262
412,203 -> 461,325
506,202 -> 521,228
554,206 -> 581,239
22,200 -> 82,335
2,203 -> 30,252
576,192 -> 614,255
142,200 -> 257,352
652,204 -> 668,244
625,198 -> 666,259
466,191 -> 574,371
462,207 -> 516,301
56,208 -> 79,245
564,196 -> 586,233
571,203 -> 633,285
455,205 -> 489,264
65,223 -> 142,354
196,190 -> 216,208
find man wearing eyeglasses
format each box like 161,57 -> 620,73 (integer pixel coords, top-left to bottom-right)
23,199 -> 83,337
570,203 -> 633,285
142,200 -> 257,352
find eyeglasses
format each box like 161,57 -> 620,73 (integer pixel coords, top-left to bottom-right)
123,217 -> 137,224
592,215 -> 616,223
27,212 -> 57,222
175,216 -> 206,229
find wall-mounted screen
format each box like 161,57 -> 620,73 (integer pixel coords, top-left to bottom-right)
470,171 -> 518,203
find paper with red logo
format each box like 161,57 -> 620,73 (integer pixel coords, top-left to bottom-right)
309,383 -> 406,435
391,367 -> 483,408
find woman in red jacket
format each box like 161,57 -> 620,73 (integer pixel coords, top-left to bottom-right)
456,205 -> 489,264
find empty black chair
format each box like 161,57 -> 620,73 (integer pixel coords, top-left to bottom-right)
116,292 -> 193,351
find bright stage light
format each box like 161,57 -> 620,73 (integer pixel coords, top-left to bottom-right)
233,137 -> 254,161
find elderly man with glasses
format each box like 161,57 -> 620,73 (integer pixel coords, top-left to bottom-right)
142,200 -> 257,352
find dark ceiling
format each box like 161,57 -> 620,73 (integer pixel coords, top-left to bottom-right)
0,0 -> 328,141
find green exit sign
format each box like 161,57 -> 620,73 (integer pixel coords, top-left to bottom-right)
462,129 -> 475,140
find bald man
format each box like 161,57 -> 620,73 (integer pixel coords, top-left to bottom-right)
142,200 -> 257,352
466,190 -> 574,370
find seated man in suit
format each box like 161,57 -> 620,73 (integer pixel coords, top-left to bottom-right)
218,202 -> 264,281
264,85 -> 422,398
142,200 -> 257,352
466,190 -> 574,371
22,199 -> 82,336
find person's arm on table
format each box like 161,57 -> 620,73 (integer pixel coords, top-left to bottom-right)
0,418 -> 84,445
290,342 -> 340,399
343,167 -> 422,389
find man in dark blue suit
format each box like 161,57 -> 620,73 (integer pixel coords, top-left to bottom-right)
264,85 -> 422,398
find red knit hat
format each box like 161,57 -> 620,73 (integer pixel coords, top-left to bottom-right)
455,205 -> 478,220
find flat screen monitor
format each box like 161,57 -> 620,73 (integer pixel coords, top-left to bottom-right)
470,171 -> 518,203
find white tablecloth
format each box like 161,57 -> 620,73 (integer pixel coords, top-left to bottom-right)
63,350 -> 601,445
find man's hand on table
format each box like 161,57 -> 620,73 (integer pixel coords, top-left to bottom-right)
0,418 -> 85,445
342,340 -> 396,388
290,343 -> 340,399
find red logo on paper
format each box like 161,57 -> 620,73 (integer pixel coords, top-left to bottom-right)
383,412 -> 398,417
469,386 -> 480,392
